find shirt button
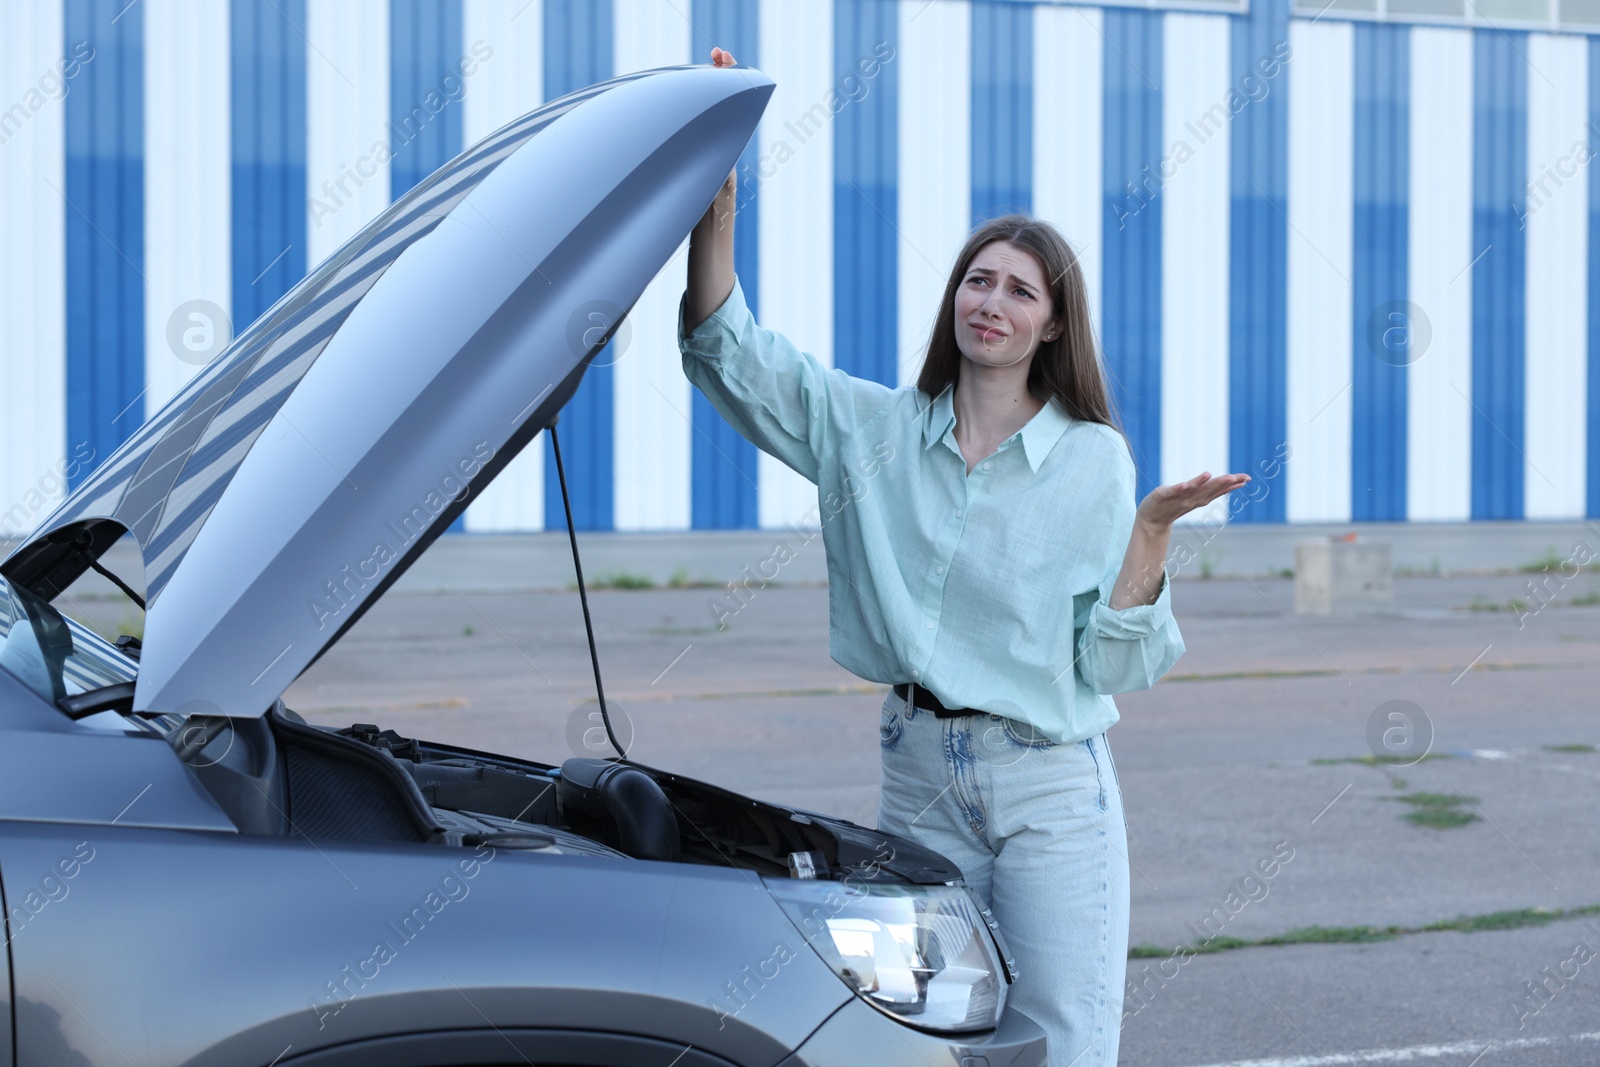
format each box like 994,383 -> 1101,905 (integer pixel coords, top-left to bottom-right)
982,462 -> 991,471
954,510 -> 963,519
935,565 -> 944,575
911,670 -> 920,679
925,621 -> 934,630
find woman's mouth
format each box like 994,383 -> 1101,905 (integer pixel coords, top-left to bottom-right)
973,324 -> 1007,343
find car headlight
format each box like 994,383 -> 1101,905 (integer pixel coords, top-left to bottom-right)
764,878 -> 1008,1032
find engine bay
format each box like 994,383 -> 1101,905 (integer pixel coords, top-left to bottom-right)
169,703 -> 961,888
341,721 -> 962,885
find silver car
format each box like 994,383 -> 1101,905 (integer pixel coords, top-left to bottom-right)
0,64 -> 1046,1067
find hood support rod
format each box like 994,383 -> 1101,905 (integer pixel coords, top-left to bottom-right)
548,417 -> 628,760
75,543 -> 145,611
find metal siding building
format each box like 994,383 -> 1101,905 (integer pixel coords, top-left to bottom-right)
0,0 -> 1594,538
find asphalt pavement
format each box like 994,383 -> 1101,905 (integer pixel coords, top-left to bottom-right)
50,530 -> 1600,1067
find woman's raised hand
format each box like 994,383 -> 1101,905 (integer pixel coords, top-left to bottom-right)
685,46 -> 741,332
708,48 -> 738,199
1108,471 -> 1250,610
1136,472 -> 1251,531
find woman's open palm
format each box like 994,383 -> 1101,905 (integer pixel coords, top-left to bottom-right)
1138,471 -> 1251,529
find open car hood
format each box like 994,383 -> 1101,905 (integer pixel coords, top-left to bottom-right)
2,65 -> 774,718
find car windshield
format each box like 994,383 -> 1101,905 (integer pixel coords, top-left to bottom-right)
0,574 -> 136,706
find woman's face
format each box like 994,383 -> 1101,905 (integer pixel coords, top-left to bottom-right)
952,240 -> 1062,373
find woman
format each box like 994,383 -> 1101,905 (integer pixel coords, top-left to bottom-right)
680,47 -> 1247,1067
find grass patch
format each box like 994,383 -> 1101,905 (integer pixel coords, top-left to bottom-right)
1171,668 -> 1350,683
1128,925 -> 1409,957
1383,791 -> 1481,829
570,571 -> 656,591
577,682 -> 886,706
600,571 -> 655,589
1463,595 -> 1529,614
1544,742 -> 1597,753
1391,791 -> 1475,807
568,568 -> 725,591
1402,807 -> 1479,829
1423,905 -> 1600,933
1463,588 -> 1600,610
1309,753 -> 1456,766
1127,944 -> 1170,958
1127,903 -> 1600,958
1520,546 -> 1565,573
1259,924 -> 1403,946
663,567 -> 722,589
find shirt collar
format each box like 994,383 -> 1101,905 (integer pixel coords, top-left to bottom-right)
921,384 -> 957,452
921,383 -> 1073,474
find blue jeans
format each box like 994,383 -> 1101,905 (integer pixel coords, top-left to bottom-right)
875,687 -> 1131,1067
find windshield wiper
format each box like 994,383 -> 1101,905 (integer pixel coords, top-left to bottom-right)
57,681 -> 136,719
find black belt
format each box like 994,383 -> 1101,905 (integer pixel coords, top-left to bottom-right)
892,682 -> 983,719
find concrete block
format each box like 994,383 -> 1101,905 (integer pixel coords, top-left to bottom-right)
1294,538 -> 1392,615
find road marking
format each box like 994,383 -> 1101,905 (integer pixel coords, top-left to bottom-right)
1171,1030 -> 1600,1067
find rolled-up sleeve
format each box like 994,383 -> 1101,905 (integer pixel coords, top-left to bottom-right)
678,275 -> 891,485
1070,437 -> 1187,694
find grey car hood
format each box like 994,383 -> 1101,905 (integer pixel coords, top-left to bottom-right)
2,65 -> 774,717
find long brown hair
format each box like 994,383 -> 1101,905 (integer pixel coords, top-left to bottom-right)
915,214 -> 1123,436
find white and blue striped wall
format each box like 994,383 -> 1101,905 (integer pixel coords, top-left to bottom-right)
2,0 -> 1597,538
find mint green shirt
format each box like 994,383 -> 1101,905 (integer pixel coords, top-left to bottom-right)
678,276 -> 1184,744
